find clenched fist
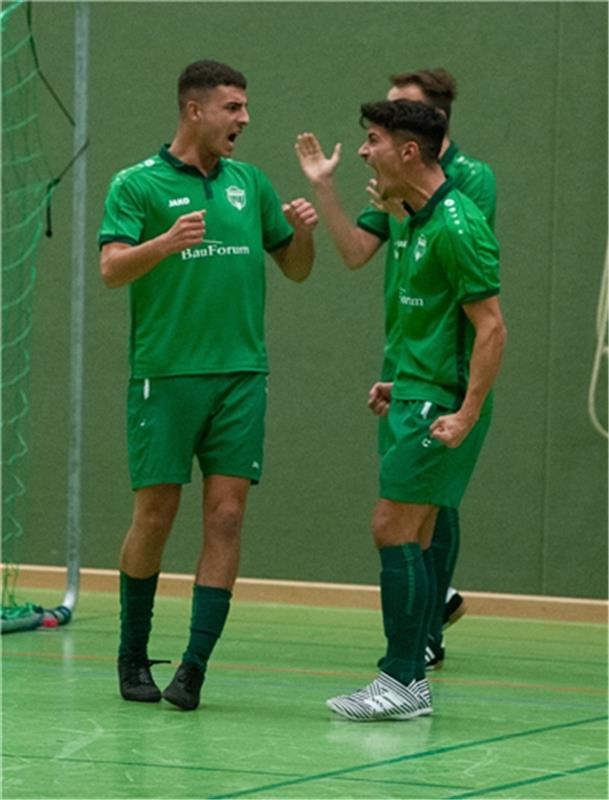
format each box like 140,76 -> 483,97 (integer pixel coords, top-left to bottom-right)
282,198 -> 319,230
162,210 -> 206,255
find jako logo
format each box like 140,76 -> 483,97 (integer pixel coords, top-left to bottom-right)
168,197 -> 190,208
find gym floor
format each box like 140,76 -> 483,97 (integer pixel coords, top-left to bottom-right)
2,589 -> 607,799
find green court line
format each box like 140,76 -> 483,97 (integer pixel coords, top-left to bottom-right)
1,753 -> 301,781
1,753 -> 473,794
333,775 -> 473,791
5,715 -> 605,796
207,714 -> 609,799
447,760 -> 608,798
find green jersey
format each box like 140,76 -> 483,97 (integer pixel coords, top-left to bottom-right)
391,180 -> 500,410
441,142 -> 496,230
98,146 -> 293,379
356,142 -> 496,380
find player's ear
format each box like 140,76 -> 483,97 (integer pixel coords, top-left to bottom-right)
400,139 -> 418,163
185,98 -> 202,123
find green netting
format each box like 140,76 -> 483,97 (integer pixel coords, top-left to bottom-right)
1,0 -> 58,627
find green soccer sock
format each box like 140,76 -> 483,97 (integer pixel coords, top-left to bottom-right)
378,543 -> 428,686
429,506 -> 460,645
182,584 -> 232,672
118,571 -> 159,660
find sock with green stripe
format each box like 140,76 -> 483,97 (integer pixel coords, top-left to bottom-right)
378,543 -> 428,686
182,584 -> 232,672
118,571 -> 159,661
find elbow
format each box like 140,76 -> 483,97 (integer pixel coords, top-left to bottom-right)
289,265 -> 312,283
100,264 -> 121,289
343,254 -> 368,270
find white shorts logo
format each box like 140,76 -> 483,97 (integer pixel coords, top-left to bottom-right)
227,185 -> 246,210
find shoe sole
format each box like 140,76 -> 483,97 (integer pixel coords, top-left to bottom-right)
162,690 -> 199,711
326,700 -> 432,722
120,692 -> 161,703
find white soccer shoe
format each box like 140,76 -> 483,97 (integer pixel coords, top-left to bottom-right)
326,672 -> 433,721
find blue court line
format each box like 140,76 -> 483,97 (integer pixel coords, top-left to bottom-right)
447,760 -> 608,798
207,714 -> 608,799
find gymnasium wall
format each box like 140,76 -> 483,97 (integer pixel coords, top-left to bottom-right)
21,1 -> 608,598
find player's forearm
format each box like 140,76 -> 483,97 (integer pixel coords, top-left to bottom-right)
100,237 -> 171,288
311,179 -> 379,269
276,228 -> 315,282
459,318 -> 507,423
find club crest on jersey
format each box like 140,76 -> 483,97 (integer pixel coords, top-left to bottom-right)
226,185 -> 246,211
392,238 -> 408,261
414,234 -> 427,262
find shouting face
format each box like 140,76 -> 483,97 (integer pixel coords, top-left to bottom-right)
188,84 -> 250,160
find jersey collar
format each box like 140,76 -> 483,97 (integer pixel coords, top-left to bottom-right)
440,141 -> 459,171
159,145 -> 224,180
409,178 -> 456,228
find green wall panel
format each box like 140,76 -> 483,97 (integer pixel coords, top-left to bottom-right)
17,1 -> 607,598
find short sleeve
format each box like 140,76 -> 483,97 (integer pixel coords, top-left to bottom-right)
457,162 -> 497,231
97,172 -> 147,248
440,202 -> 500,305
356,206 -> 390,241
256,169 -> 294,253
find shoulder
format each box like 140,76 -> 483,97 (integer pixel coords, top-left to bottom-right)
436,190 -> 497,249
451,151 -> 496,188
107,154 -> 165,192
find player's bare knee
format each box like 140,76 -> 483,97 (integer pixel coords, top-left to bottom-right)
206,500 -> 245,540
132,500 -> 177,540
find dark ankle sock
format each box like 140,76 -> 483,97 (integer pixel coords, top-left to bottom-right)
429,506 -> 460,644
118,571 -> 159,660
182,584 -> 232,672
379,543 -> 428,685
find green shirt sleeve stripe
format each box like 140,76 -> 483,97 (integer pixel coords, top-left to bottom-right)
266,233 -> 294,253
98,234 -> 138,248
461,288 -> 500,305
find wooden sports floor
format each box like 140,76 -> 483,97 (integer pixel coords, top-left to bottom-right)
2,588 -> 607,799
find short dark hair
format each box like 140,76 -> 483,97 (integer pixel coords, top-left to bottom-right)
360,99 -> 447,163
178,59 -> 247,109
389,68 -> 457,121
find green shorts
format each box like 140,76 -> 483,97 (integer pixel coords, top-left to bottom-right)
379,399 -> 491,508
126,372 -> 267,490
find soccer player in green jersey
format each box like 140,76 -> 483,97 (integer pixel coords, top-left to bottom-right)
98,60 -> 318,711
295,68 -> 496,670
324,99 -> 506,720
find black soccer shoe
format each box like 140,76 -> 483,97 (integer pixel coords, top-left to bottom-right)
443,589 -> 466,630
118,657 -> 165,702
162,662 -> 205,711
425,637 -> 445,671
